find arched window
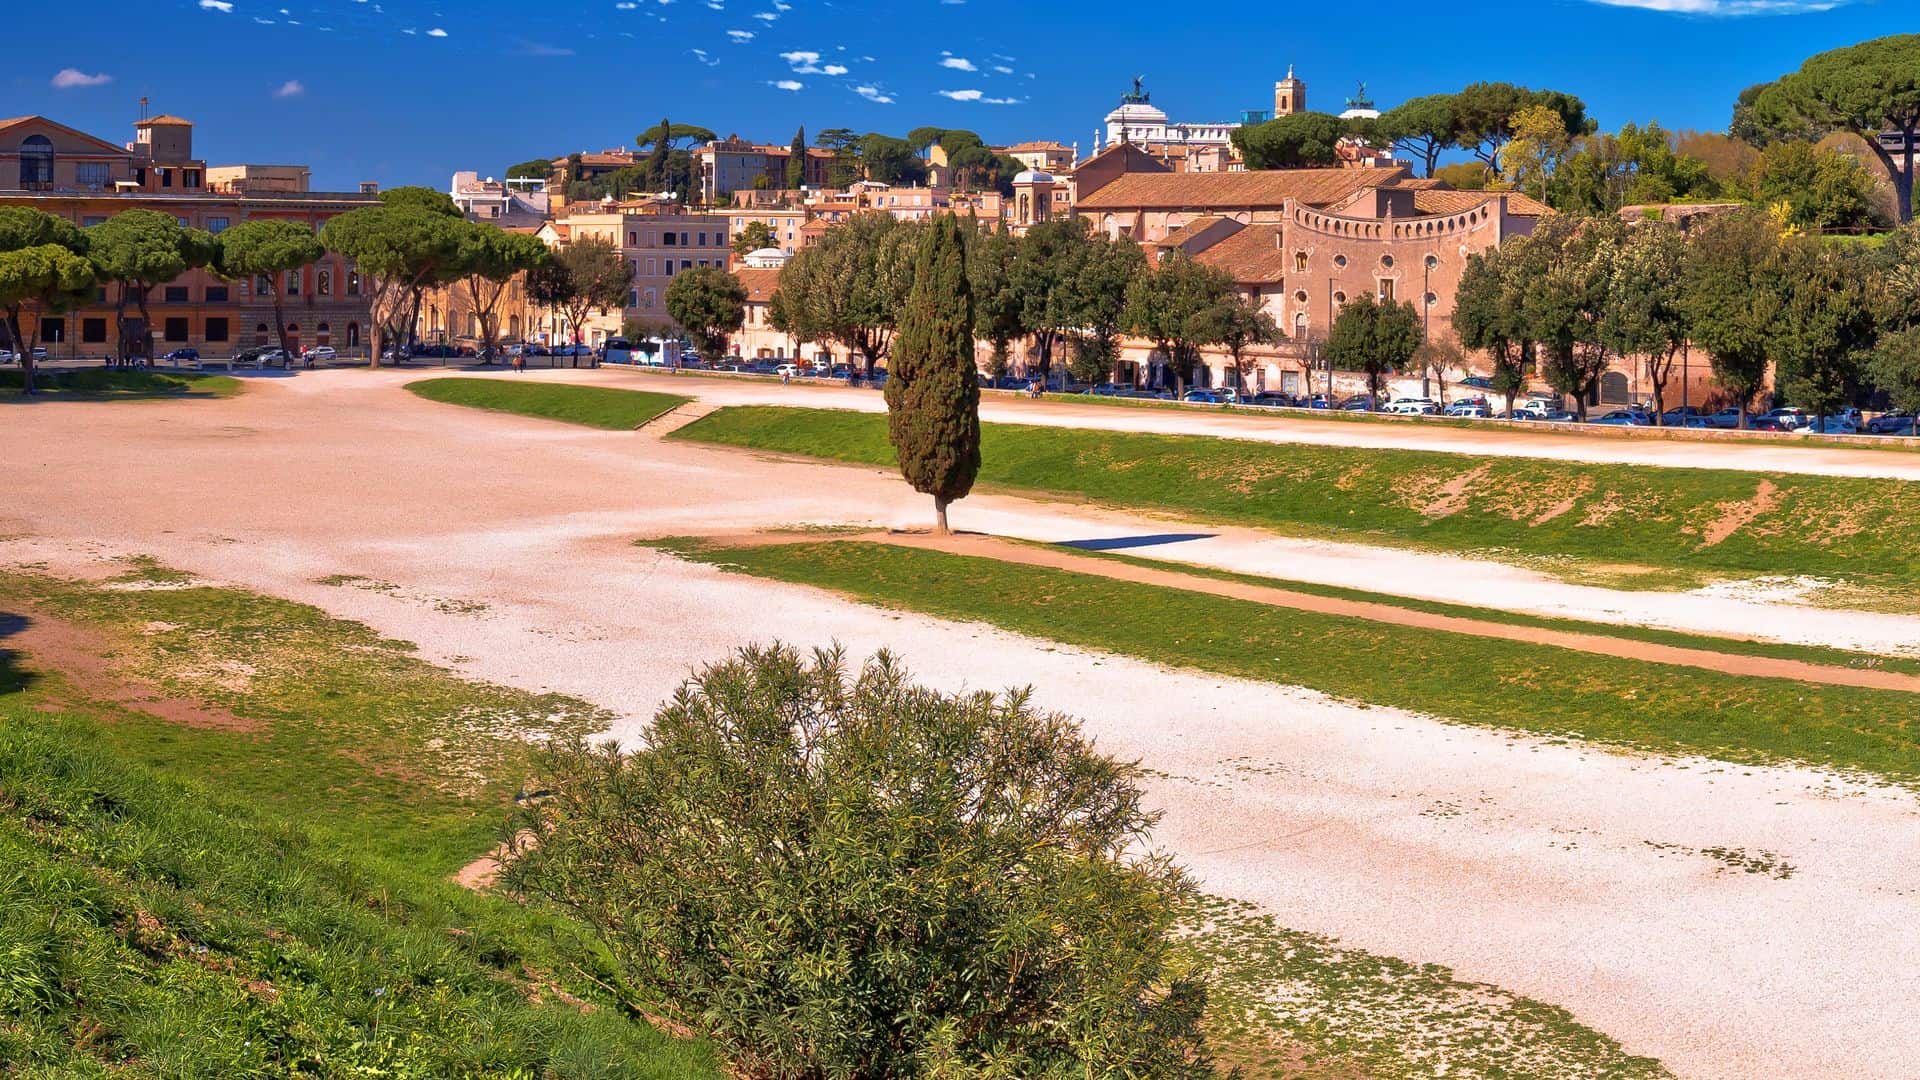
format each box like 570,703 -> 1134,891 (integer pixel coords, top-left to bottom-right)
347,322 -> 360,348
1600,370 -> 1631,404
1293,251 -> 1308,272
19,135 -> 53,188
316,322 -> 331,345
508,314 -> 520,339
255,322 -> 270,345
1293,312 -> 1308,338
285,323 -> 300,349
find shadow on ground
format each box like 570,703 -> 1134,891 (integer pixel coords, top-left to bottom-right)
1058,533 -> 1216,552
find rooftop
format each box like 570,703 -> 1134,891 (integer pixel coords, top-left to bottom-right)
1076,167 -> 1407,211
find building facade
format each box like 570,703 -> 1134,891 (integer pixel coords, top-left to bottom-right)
0,113 -> 377,359
533,204 -> 731,345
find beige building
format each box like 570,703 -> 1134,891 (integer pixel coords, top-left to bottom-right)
533,203 -> 730,345
205,164 -> 311,194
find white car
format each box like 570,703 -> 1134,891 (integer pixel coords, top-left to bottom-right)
1385,398 -> 1440,415
303,346 -> 338,364
1799,416 -> 1860,435
258,347 -> 292,367
776,363 -> 803,378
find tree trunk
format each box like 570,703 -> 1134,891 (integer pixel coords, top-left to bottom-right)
8,310 -> 34,394
272,287 -> 291,360
115,282 -> 133,366
933,495 -> 950,536
134,283 -> 156,365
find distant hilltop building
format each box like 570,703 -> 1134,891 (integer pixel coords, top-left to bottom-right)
1095,69 -> 1359,173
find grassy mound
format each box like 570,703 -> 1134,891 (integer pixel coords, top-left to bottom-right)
0,368 -> 241,399
408,378 -> 687,430
671,406 -> 1920,584
653,538 -> 1920,783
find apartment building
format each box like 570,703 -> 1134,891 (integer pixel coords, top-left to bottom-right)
726,206 -> 807,257
695,136 -> 836,203
533,205 -> 730,345
0,113 -> 377,358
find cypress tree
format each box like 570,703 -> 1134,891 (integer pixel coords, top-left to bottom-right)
884,214 -> 980,535
786,126 -> 807,189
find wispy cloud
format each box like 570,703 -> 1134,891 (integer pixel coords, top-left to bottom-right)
753,11 -> 778,20
939,53 -> 975,71
198,0 -> 234,12
938,88 -> 1019,104
1581,0 -> 1842,13
780,49 -> 820,64
854,85 -> 893,104
690,47 -> 720,65
773,79 -> 803,91
425,26 -> 447,36
273,78 -> 304,97
50,68 -> 111,89
727,27 -> 754,39
517,39 -> 577,55
822,63 -> 847,75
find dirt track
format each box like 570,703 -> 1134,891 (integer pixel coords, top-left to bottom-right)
3,367 -> 1919,1078
720,530 -> 1920,693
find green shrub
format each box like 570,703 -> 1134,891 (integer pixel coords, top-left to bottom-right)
504,645 -> 1213,1079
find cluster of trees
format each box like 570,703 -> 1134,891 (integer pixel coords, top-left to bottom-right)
771,212 -> 1280,396
0,186 -> 559,393
1455,208 -> 1920,425
508,121 -> 719,205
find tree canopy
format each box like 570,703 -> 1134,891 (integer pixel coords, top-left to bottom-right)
85,209 -> 217,360
885,213 -> 980,533
771,212 -> 918,374
218,218 -> 323,356
665,265 -> 748,359
1375,94 -> 1459,178
0,207 -> 93,393
1451,82 -> 1594,174
527,236 -> 632,347
1231,111 -> 1347,170
1749,34 -> 1920,222
1122,251 -> 1236,397
1325,294 -> 1423,401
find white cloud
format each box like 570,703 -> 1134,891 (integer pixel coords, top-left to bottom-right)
254,16 -> 276,23
519,40 -> 577,55
822,63 -> 847,75
780,49 -> 820,64
939,56 -> 975,71
727,27 -> 754,39
273,78 -> 304,97
50,68 -> 111,89
854,85 -> 893,104
706,1 -> 722,7
616,2 -> 637,8
753,11 -> 778,20
992,64 -> 1012,74
690,47 -> 720,65
198,0 -> 234,11
425,26 -> 447,36
938,88 -> 1019,104
772,0 -> 792,9
773,79 -> 803,91
1581,0 -> 1841,11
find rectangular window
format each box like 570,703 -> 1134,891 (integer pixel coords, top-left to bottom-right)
697,232 -> 707,246
628,231 -> 637,245
176,216 -> 190,227
662,232 -> 675,246
254,275 -> 269,296
317,269 -> 332,296
160,169 -> 173,188
644,288 -> 656,309
82,215 -> 107,227
680,232 -> 689,246
184,169 -> 201,188
164,286 -> 189,303
680,259 -> 692,272
285,270 -> 301,297
206,216 -> 229,234
1377,279 -> 1395,303
665,263 -> 675,277
628,290 -> 638,307
164,317 -> 189,342
205,285 -> 229,303
646,258 -> 656,275
82,317 -> 107,344
347,271 -> 360,296
205,317 -> 229,342
76,163 -> 111,189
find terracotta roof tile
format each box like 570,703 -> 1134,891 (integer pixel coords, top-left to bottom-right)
138,114 -> 194,126
1155,215 -> 1233,248
1190,223 -> 1290,285
733,266 -> 782,303
1411,190 -> 1550,217
1076,167 -> 1406,211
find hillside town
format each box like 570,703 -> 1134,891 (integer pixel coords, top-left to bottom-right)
6,41 -> 1917,427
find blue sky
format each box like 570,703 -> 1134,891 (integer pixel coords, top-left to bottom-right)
7,0 -> 1912,191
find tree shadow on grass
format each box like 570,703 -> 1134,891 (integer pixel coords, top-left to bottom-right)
1057,533 -> 1216,552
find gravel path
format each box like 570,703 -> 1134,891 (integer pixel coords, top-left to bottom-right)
3,367 -> 1918,1078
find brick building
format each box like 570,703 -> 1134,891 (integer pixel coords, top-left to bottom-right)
0,113 -> 377,359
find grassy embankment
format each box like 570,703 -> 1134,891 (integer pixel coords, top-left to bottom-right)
0,368 -> 242,399
407,377 -> 687,430
0,559 -> 720,1077
0,560 -> 1664,1078
650,538 -> 1920,783
670,405 -> 1920,590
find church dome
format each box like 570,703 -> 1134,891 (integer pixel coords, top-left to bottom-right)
1013,169 -> 1055,185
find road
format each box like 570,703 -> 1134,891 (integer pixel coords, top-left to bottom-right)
2,367 -> 1917,1078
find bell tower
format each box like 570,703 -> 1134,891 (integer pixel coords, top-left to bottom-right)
1273,65 -> 1306,117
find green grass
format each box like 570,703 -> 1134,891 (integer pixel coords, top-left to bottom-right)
408,377 -> 688,430
0,367 -> 242,399
1022,538 -> 1920,677
671,406 -> 1920,585
0,577 -> 720,1077
652,538 -> 1920,783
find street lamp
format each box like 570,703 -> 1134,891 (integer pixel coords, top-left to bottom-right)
1422,254 -> 1436,398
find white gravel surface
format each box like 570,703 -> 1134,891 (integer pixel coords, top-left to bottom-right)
3,366 -> 1919,1078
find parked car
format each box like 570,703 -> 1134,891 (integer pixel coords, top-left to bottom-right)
303,346 -> 337,364
256,347 -> 292,367
230,347 -> 265,369
1669,415 -> 1712,429
1591,409 -> 1652,426
1868,411 -> 1917,435
1087,382 -> 1132,397
1127,389 -> 1174,400
775,363 -> 803,378
1706,408 -> 1749,429
1248,391 -> 1294,408
162,347 -> 200,363
1765,407 -> 1811,430
1457,375 -> 1496,391
1384,396 -> 1438,415
1304,394 -> 1331,409
1660,405 -> 1705,425
1800,416 -> 1861,435
1183,389 -> 1227,404
1748,415 -> 1791,432
1339,394 -> 1379,412
1444,401 -> 1492,418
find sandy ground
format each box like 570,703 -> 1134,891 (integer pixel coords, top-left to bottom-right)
4,367 -> 1920,1078
605,364 -> 1920,481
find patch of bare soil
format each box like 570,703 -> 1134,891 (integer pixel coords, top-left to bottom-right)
5,608 -> 259,732
1418,463 -> 1492,520
1699,480 -> 1780,548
